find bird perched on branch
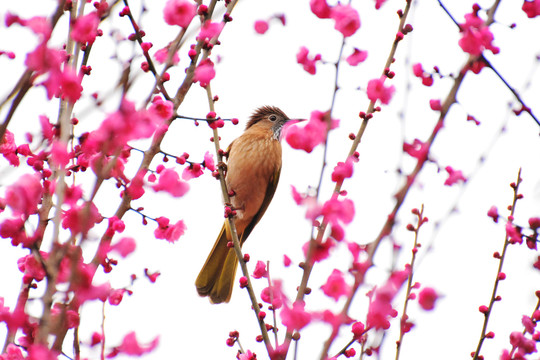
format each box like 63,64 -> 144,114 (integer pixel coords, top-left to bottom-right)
195,106 -> 291,304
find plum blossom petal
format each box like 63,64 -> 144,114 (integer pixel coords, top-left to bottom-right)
346,48 -> 368,66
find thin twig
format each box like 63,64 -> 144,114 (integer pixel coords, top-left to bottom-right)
472,168 -> 522,360
437,0 -> 539,127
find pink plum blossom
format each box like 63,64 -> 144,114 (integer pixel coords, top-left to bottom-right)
148,97 -> 173,121
330,5 -> 361,37
281,300 -> 311,331
317,309 -> 353,333
110,237 -> 136,258
505,222 -> 523,244
412,63 -> 434,86
374,0 -> 388,9
367,268 -> 409,329
193,59 -> 215,87
203,151 -> 215,171
509,331 -> 536,355
285,110 -> 337,153
25,42 -> 63,75
51,140 -> 70,168
18,252 -> 47,284
458,12 -> 499,56
108,289 -> 125,306
152,168 -> 189,197
62,202 -> 103,235
444,166 -> 466,186
71,12 -> 99,44
163,0 -> 196,28
331,157 -> 354,183
310,0 -> 331,18
351,321 -> 365,340
523,0 -> 540,18
126,169 -> 146,200
283,254 -> 291,267
321,269 -> 350,301
429,99 -> 442,111
367,78 -> 395,105
302,238 -> 334,262
182,163 -> 204,180
321,196 -> 355,239
261,280 -> 284,309
252,261 -> 268,279
296,46 -> 322,75
39,115 -> 55,142
154,47 -> 180,65
254,20 -> 269,34
0,217 -> 28,247
403,139 -> 428,161
85,100 -> 161,154
238,350 -> 256,360
5,173 -> 42,216
116,332 -> 159,356
197,21 -> 224,41
418,287 -> 439,310
0,130 -> 19,166
154,217 -> 186,243
487,206 -> 499,223
346,48 -> 368,66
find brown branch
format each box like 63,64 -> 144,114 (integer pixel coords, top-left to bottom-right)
472,168 -> 522,360
283,0 -> 416,357
0,0 -> 67,141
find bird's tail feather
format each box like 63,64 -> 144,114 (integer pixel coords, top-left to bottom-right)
195,221 -> 240,304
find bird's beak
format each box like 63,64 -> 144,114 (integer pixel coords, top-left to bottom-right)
287,118 -> 306,124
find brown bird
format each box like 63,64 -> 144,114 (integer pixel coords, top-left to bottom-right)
195,106 -> 290,304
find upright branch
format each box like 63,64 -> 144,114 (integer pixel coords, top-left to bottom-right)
472,169 -> 523,360
395,205 -> 427,360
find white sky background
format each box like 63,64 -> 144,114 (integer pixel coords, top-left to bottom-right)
1,0 -> 540,359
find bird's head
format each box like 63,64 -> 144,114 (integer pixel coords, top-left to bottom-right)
246,106 -> 291,140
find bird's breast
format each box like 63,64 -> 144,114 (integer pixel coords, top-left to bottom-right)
225,132 -> 282,227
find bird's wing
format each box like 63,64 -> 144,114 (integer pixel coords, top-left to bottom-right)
240,165 -> 281,244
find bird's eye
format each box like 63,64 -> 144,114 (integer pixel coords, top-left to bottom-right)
269,114 -> 277,121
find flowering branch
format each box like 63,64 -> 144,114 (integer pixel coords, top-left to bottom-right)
297,1 -> 416,358
437,0 -> 539,127
395,205 -> 427,360
472,168 -> 523,360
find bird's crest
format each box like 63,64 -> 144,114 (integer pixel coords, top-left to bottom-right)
245,106 -> 289,130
